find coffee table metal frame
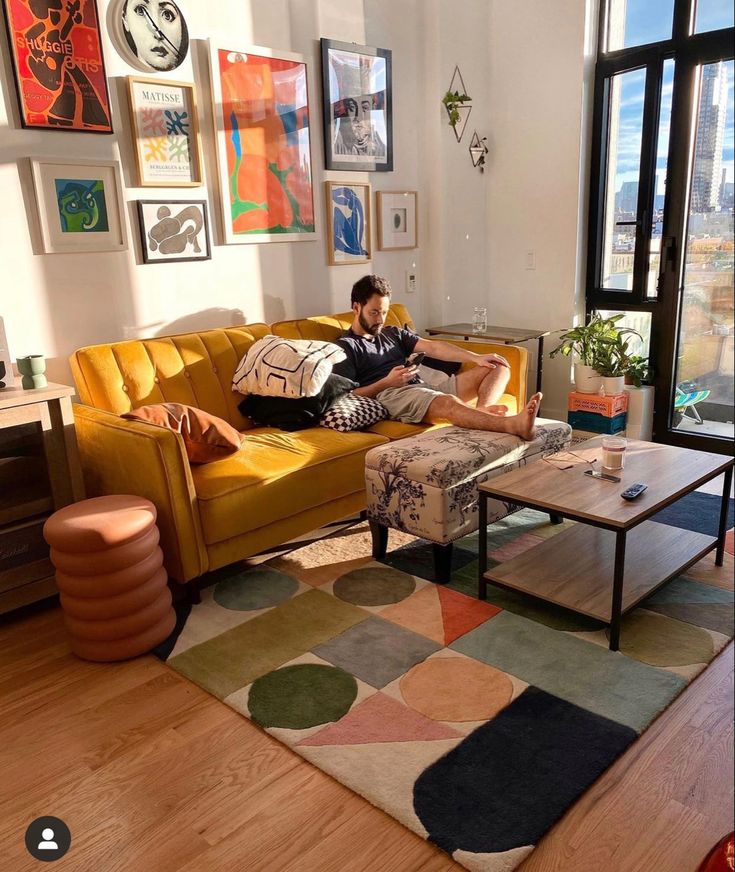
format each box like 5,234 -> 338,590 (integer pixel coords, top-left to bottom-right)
478,449 -> 733,651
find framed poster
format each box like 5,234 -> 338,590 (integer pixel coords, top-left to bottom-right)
2,0 -> 112,132
325,181 -> 371,265
208,41 -> 317,245
30,159 -> 127,253
137,200 -> 210,263
320,38 -> 392,173
127,77 -> 203,186
108,0 -> 189,73
377,191 -> 418,250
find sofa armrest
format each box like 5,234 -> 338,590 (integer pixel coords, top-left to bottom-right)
437,339 -> 529,410
72,404 -> 208,582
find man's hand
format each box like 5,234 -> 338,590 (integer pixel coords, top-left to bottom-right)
381,364 -> 418,389
476,353 -> 510,370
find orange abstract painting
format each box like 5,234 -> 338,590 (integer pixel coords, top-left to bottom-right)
211,45 -> 315,243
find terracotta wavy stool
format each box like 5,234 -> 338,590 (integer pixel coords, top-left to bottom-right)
43,495 -> 176,662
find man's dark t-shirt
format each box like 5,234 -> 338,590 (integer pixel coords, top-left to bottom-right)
333,326 -> 420,387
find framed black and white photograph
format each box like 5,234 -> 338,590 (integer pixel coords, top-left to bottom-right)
127,76 -> 203,186
325,181 -> 371,265
108,0 -> 189,73
377,190 -> 417,250
321,38 -> 392,172
136,200 -> 210,263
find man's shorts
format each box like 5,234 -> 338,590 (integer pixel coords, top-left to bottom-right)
375,365 -> 459,424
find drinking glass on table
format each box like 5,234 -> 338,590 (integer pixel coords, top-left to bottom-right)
472,306 -> 487,333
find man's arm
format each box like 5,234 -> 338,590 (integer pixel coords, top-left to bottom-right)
353,364 -> 417,398
413,337 -> 510,370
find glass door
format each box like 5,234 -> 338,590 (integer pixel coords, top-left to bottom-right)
670,60 -> 734,440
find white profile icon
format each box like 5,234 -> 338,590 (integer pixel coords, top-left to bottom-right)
38,828 -> 58,850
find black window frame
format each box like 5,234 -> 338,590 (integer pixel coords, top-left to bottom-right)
587,0 -> 734,454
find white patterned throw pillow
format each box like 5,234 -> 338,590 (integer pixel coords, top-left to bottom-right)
320,393 -> 388,432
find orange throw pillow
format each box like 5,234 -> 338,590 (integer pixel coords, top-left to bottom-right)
122,403 -> 243,464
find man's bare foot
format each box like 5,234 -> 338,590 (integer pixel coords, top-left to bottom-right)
482,403 -> 509,416
508,392 -> 542,440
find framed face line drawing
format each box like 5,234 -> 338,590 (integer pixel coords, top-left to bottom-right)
127,76 -> 203,186
321,38 -> 393,173
136,199 -> 210,263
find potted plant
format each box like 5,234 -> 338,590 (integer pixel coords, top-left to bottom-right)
549,312 -> 633,393
624,355 -> 651,387
442,89 -> 471,133
592,330 -> 641,395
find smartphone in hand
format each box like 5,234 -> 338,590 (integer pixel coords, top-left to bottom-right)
405,352 -> 426,368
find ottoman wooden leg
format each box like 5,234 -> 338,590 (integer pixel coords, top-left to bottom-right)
369,520 -> 388,559
433,542 -> 453,584
549,513 -> 563,525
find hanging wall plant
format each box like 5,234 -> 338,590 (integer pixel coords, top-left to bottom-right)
443,66 -> 472,142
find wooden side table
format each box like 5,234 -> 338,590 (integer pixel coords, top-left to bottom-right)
0,383 -> 85,614
425,323 -> 550,394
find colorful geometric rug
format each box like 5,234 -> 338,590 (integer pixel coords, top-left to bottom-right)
160,497 -> 734,872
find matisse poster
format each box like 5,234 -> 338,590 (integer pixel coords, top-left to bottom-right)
2,0 -> 112,132
208,41 -> 317,244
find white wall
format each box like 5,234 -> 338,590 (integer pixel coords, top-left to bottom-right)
484,0 -> 591,418
0,0 -> 591,417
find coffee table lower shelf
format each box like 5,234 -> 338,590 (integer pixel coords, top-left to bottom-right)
481,519 -> 716,626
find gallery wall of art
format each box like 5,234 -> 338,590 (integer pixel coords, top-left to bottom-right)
0,0 -> 591,419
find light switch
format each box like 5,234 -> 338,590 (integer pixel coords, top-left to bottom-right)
406,271 -> 417,293
525,250 -> 536,270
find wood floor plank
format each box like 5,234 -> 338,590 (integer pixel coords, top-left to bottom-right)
0,606 -> 731,872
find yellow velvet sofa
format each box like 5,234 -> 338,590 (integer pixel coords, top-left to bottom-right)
69,304 -> 527,594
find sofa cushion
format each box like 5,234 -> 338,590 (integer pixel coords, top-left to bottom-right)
192,427 -> 388,545
320,393 -> 388,432
122,403 -> 243,463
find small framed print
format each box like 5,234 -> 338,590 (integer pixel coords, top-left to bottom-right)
137,200 -> 211,264
377,191 -> 418,250
127,77 -> 203,187
325,181 -> 371,266
30,159 -> 127,254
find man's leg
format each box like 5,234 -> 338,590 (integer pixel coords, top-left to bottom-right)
455,365 -> 510,413
424,392 -> 542,441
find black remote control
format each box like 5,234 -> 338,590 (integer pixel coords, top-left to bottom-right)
621,483 -> 647,500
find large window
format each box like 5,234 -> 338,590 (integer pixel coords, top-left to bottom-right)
588,0 -> 734,452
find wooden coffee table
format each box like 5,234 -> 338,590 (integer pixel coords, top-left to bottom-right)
478,437 -> 733,650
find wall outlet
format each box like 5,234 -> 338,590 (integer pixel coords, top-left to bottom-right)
406,271 -> 417,293
525,250 -> 536,270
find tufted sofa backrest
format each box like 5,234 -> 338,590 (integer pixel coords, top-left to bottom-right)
70,325 -> 271,429
271,303 -> 415,341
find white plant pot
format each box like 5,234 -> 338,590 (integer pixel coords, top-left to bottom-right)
602,376 -> 625,395
573,363 -> 603,394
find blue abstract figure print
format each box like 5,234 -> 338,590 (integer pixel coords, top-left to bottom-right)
332,186 -> 367,257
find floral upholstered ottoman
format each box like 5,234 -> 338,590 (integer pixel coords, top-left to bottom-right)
365,420 -> 572,582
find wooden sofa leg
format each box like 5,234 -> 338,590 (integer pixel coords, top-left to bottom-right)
433,542 -> 453,584
369,520 -> 388,559
549,514 -> 563,525
188,578 -> 201,605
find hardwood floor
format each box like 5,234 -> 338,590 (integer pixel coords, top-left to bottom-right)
0,602 -> 731,872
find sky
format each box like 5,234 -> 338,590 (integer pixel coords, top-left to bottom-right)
611,0 -> 734,196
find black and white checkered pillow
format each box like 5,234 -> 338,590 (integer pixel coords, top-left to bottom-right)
320,393 -> 388,432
